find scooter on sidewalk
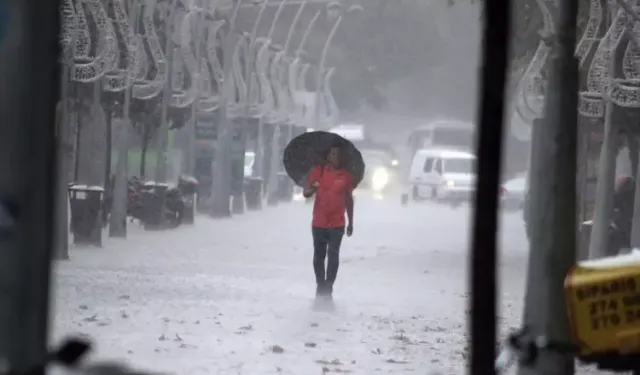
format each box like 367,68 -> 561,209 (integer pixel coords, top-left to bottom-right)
579,208 -> 631,258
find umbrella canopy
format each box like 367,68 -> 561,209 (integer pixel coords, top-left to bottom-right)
283,131 -> 365,188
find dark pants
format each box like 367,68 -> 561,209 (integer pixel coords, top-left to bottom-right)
312,226 -> 345,286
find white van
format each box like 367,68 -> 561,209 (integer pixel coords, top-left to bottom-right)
409,148 -> 476,203
407,120 -> 474,152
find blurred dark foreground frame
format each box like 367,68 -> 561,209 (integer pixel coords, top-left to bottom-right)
470,0 -> 511,374
0,0 -> 60,371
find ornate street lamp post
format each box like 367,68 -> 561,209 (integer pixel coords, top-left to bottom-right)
155,0 -> 182,183
231,0 -> 275,213
312,3 -> 362,129
210,0 -> 249,217
184,0 -> 210,177
109,0 -> 142,238
248,0 -> 298,184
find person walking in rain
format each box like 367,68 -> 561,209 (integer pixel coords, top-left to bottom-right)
303,143 -> 355,299
612,175 -> 636,251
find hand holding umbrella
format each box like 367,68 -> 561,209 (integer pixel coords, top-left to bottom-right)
303,181 -> 319,198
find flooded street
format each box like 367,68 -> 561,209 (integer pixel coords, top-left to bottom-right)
52,196 -> 529,374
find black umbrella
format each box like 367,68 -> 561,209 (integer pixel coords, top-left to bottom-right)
283,131 -> 365,188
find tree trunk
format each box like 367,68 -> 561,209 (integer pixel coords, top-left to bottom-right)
155,117 -> 170,182
102,109 -> 113,226
266,124 -> 281,206
576,129 -> 589,260
210,112 -> 233,218
73,101 -> 81,182
77,83 -> 106,187
104,109 -> 113,190
253,117 -> 265,179
210,31 -> 237,219
630,136 -> 640,247
231,119 -> 247,214
262,124 -> 274,197
140,123 -> 150,179
109,119 -> 129,237
628,135 -> 638,177
155,0 -> 178,183
588,9 -> 618,259
54,100 -> 70,260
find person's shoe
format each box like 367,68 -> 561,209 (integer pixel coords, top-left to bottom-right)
324,282 -> 333,298
316,282 -> 325,297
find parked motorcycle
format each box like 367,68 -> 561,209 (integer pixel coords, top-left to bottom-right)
579,216 -> 629,258
103,176 -> 198,229
163,184 -> 186,227
138,176 -> 197,228
579,176 -> 635,257
528,176 -> 635,258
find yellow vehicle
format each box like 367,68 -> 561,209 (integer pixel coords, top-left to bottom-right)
565,252 -> 640,356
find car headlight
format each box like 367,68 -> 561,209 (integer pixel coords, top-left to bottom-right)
446,180 -> 455,188
371,168 -> 390,191
391,159 -> 399,167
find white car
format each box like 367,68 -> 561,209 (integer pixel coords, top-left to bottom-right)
409,148 -> 476,205
501,174 -> 527,211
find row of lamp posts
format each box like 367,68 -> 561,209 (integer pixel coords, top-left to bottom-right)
511,0 -> 640,258
57,0 -> 359,254
508,2 -> 640,373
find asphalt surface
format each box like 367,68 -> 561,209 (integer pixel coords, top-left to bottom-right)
52,194 -> 531,374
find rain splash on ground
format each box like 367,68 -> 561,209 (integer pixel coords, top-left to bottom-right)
52,194 -> 530,374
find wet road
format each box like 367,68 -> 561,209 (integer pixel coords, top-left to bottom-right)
52,195 -> 529,374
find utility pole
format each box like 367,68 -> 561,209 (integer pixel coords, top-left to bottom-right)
517,0 -> 579,375
54,100 -> 69,260
266,124 -> 281,205
252,114 -> 265,179
0,0 -> 60,368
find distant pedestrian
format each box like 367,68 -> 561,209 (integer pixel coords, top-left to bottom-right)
303,143 -> 355,299
613,175 -> 636,249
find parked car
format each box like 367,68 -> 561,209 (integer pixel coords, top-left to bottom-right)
501,174 -> 527,211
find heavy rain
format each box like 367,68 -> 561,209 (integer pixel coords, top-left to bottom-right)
6,0 -> 640,374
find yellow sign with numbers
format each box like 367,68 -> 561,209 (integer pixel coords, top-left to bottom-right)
565,258 -> 640,356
